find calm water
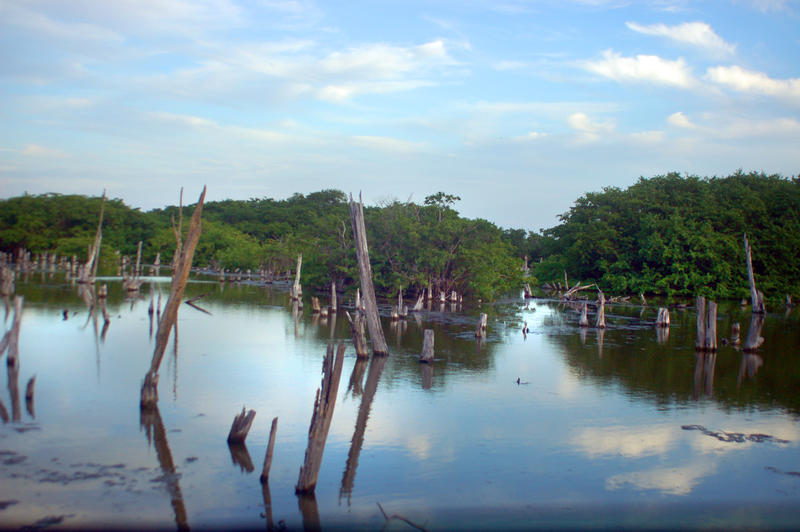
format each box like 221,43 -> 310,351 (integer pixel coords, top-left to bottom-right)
1,275 -> 800,530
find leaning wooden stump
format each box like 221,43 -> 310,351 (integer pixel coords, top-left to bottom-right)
228,406 -> 256,444
296,343 -> 345,494
291,253 -> 303,302
260,416 -> 279,483
349,193 -> 389,355
744,233 -> 765,314
1,296 -> 24,368
420,329 -> 434,363
141,187 -> 206,408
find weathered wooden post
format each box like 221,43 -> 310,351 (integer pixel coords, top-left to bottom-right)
296,343 -> 345,494
345,311 -> 369,358
227,406 -> 256,444
743,313 -> 765,352
420,329 -> 434,363
579,302 -> 589,327
291,253 -> 303,303
475,313 -> 488,338
141,187 -> 206,408
348,194 -> 389,355
744,233 -> 765,313
695,296 -> 717,351
596,291 -> 606,328
655,307 -> 670,328
260,417 -> 279,483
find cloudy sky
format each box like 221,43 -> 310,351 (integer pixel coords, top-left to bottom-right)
1,0 -> 798,231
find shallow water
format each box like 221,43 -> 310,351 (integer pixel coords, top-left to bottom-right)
1,275 -> 799,530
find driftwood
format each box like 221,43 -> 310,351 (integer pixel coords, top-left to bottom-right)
744,233 -> 766,313
695,296 -> 717,351
578,303 -> 589,327
141,187 -> 206,408
420,329 -> 434,363
743,312 -> 765,352
562,282 -> 594,300
296,343 -> 345,494
377,502 -> 429,532
345,311 -> 369,358
595,292 -> 606,329
475,313 -> 488,338
348,194 -> 389,355
655,307 -> 670,328
260,417 -> 279,483
228,406 -> 256,444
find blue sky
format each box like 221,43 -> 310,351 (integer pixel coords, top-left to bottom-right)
1,0 -> 798,231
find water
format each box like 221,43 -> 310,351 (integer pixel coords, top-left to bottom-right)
1,275 -> 799,530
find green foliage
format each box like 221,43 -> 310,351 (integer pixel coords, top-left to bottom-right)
534,171 -> 800,301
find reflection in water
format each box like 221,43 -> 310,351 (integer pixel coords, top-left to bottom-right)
140,405 -> 189,531
261,480 -> 275,531
346,358 -> 368,397
297,492 -> 320,532
579,327 -> 588,346
25,376 -> 35,419
340,354 -> 388,504
228,442 -> 255,473
693,352 -> 717,399
596,328 -> 605,358
656,325 -> 669,344
421,362 -> 433,390
737,353 -> 764,385
292,300 -> 300,338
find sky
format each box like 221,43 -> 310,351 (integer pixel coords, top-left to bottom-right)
0,0 -> 798,232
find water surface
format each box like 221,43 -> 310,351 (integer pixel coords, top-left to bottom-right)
1,276 -> 799,530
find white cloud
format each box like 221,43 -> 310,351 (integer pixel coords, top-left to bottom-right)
20,144 -> 67,158
629,130 -> 664,143
706,65 -> 800,101
583,50 -> 694,87
567,112 -> 615,142
317,80 -> 436,102
352,135 -> 426,153
320,40 -> 453,78
668,111 -> 697,129
626,21 -> 736,56
606,462 -> 716,495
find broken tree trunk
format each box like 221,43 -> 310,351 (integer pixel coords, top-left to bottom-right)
744,233 -> 766,314
695,296 -> 717,351
579,302 -> 589,327
420,329 -> 434,363
260,416 -> 279,483
596,292 -> 606,329
141,187 -> 206,408
330,281 -> 337,312
227,406 -> 256,444
1,296 -> 23,368
296,343 -> 345,494
475,313 -> 488,338
743,312 -> 765,352
291,253 -> 303,302
346,311 -> 369,358
80,191 -> 106,284
348,194 -> 389,355
655,307 -> 670,328
412,293 -> 424,312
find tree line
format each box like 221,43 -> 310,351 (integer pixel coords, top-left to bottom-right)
1,170 -> 797,302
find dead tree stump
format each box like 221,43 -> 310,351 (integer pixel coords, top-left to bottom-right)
744,233 -> 765,313
141,187 -> 206,408
296,344 -> 346,494
260,416 -> 279,483
595,292 -> 606,329
349,194 -> 388,355
579,303 -> 589,327
743,312 -> 765,352
228,406 -> 256,444
655,307 -> 670,328
346,311 -> 369,358
420,329 -> 434,363
475,313 -> 488,338
695,296 -> 717,351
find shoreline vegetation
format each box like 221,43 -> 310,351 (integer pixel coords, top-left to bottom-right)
1,171 -> 798,304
